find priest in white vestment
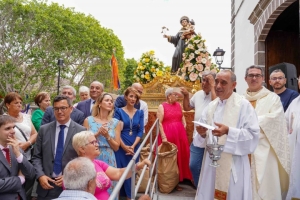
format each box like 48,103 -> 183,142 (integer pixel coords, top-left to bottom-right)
194,70 -> 260,200
244,65 -> 290,200
285,77 -> 300,200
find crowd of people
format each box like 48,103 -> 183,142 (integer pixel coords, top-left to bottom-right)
0,82 -> 151,200
0,65 -> 300,200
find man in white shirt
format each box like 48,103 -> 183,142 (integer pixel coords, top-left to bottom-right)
194,70 -> 260,200
180,71 -> 216,188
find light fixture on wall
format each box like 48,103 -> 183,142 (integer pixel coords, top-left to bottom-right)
213,47 -> 225,70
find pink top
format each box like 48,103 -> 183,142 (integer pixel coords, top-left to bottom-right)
93,160 -> 111,200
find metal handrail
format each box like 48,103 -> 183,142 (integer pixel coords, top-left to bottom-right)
109,118 -> 160,200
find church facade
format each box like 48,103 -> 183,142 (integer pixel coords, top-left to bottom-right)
231,0 -> 299,93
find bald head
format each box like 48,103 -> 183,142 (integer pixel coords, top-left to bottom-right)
132,83 -> 143,95
89,81 -> 104,100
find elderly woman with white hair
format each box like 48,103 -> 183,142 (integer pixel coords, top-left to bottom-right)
72,131 -> 150,200
157,87 -> 192,190
74,86 -> 90,108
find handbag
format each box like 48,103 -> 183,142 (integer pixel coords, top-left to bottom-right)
15,125 -> 34,155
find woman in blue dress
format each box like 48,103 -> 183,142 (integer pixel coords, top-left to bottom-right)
114,87 -> 144,199
83,93 -> 121,197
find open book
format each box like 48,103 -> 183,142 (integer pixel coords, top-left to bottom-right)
192,121 -> 215,130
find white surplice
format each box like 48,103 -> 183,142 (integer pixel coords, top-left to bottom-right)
194,93 -> 259,200
244,87 -> 290,200
285,96 -> 300,200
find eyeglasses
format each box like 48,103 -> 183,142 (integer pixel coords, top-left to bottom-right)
85,140 -> 99,146
247,74 -> 263,78
53,106 -> 70,112
270,77 -> 284,81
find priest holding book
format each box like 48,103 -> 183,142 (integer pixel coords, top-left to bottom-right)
194,70 -> 259,200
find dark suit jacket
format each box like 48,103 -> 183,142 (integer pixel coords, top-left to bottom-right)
31,120 -> 86,198
76,99 -> 92,119
0,147 -> 35,200
41,106 -> 85,126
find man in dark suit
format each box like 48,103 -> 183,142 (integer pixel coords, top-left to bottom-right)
0,115 -> 35,200
41,85 -> 85,125
76,81 -> 104,118
32,95 -> 86,200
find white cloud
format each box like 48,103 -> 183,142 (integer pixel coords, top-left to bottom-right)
50,0 -> 231,68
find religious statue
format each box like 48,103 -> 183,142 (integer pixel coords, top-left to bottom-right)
163,16 -> 195,74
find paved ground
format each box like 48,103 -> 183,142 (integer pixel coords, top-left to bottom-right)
153,182 -> 196,200
121,180 -> 196,200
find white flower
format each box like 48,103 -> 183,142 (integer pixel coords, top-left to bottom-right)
189,72 -> 198,81
141,74 -> 145,78
201,58 -> 207,64
189,53 -> 195,59
194,40 -> 200,44
145,71 -> 149,74
188,65 -> 194,72
152,73 -> 156,77
136,77 -> 140,81
187,44 -> 194,49
195,50 -> 201,55
195,64 -> 204,71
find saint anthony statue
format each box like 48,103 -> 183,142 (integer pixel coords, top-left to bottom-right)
164,16 -> 195,73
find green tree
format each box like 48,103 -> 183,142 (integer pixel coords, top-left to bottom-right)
0,0 -> 125,101
121,58 -> 137,91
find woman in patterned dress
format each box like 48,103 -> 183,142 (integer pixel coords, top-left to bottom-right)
83,93 -> 121,196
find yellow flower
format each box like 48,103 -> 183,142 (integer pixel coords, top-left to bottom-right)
156,71 -> 163,76
149,50 -> 155,55
140,65 -> 146,70
138,62 -> 142,66
145,74 -> 150,80
144,58 -> 150,63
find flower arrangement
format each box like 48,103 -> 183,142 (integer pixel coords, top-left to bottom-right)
180,33 -> 219,82
134,50 -> 168,84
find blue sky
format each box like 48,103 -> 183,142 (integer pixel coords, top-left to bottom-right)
50,0 -> 231,68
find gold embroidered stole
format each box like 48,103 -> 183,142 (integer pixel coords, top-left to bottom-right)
206,93 -> 243,200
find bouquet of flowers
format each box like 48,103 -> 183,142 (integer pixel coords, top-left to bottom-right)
134,50 -> 168,84
180,33 -> 219,82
